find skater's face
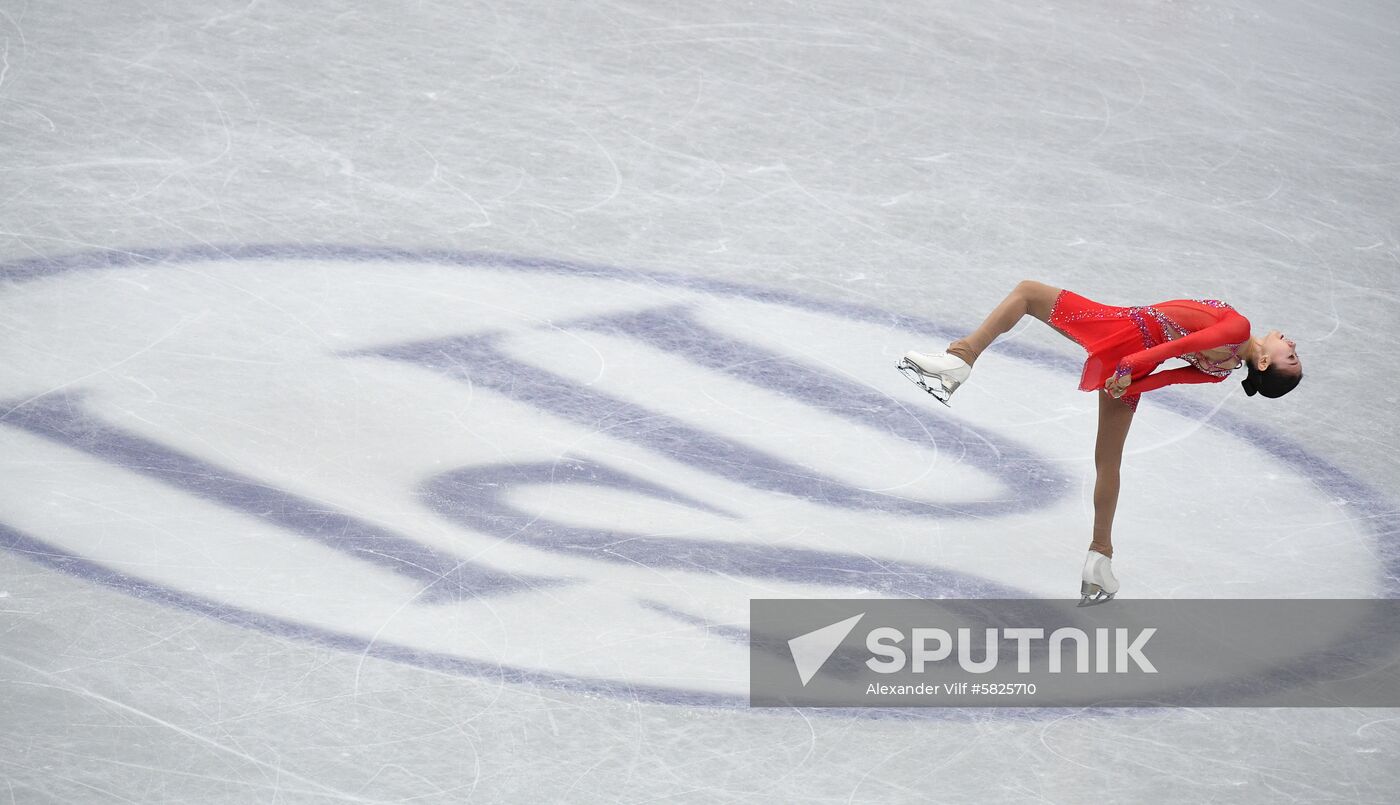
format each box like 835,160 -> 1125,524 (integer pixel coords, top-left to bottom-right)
1257,330 -> 1300,374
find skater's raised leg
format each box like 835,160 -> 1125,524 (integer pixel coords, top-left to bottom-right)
901,280 -> 1063,404
946,279 -> 1062,366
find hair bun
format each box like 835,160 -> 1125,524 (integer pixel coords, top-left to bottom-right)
1242,377 -> 1258,396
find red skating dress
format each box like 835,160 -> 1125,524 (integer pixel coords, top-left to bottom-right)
1047,289 -> 1251,411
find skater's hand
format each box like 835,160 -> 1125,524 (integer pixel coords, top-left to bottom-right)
1104,373 -> 1132,398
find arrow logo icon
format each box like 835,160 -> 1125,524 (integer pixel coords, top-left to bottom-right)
788,613 -> 864,686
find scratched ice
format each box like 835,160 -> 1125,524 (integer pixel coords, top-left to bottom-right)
1,0 -> 1397,802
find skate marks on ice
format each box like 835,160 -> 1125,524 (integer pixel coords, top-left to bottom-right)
0,244 -> 1390,706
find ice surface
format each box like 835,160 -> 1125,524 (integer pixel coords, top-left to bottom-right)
1,0 -> 1398,802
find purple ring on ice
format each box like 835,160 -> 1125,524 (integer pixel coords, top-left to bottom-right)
0,243 -> 1394,718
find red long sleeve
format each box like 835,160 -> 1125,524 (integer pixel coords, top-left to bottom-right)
1129,365 -> 1226,394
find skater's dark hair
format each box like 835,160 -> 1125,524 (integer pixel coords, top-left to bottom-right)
1242,361 -> 1301,399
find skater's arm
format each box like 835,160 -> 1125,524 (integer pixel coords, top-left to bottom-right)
1126,365 -> 1225,394
1112,312 -> 1251,381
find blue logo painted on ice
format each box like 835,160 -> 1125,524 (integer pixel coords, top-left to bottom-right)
0,245 -> 1388,708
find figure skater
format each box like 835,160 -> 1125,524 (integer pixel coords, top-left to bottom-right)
897,280 -> 1302,604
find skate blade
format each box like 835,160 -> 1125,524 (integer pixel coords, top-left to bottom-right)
1077,581 -> 1115,607
896,360 -> 953,407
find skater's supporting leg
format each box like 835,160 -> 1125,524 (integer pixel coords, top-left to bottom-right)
1090,387 -> 1135,558
947,280 -> 1061,366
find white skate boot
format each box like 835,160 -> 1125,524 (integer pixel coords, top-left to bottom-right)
896,351 -> 972,406
1079,550 -> 1119,606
